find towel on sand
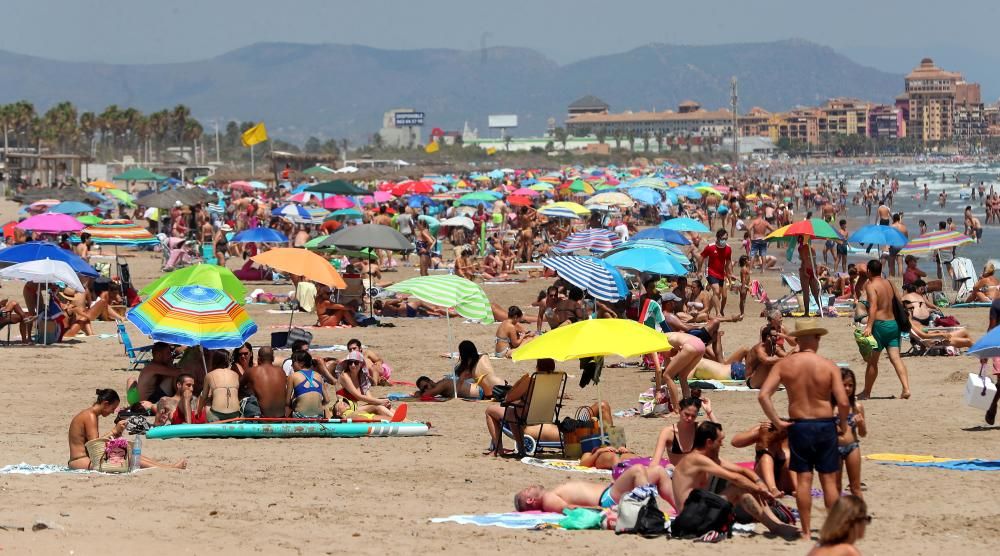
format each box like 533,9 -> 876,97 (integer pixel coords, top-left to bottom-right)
865,453 -> 958,463
430,512 -> 565,529
0,463 -> 147,475
875,459 -> 1000,471
521,457 -> 611,475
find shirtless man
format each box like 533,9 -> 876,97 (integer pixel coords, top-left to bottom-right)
797,236 -> 822,317
514,463 -> 676,513
69,388 -> 186,470
887,212 -> 908,277
861,259 -> 911,400
136,342 -> 186,405
241,347 -> 288,417
671,421 -> 799,540
758,319 -> 850,538
748,210 -> 775,271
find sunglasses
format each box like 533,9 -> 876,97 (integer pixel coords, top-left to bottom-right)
239,352 -> 250,357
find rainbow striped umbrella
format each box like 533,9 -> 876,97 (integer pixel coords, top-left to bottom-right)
83,219 -> 158,246
901,230 -> 975,255
765,218 -> 840,241
126,286 -> 257,349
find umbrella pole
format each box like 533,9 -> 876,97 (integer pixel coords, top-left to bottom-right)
368,247 -> 375,319
596,379 -> 607,447
447,310 -> 456,400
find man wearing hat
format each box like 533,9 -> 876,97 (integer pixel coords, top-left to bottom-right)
758,318 -> 851,538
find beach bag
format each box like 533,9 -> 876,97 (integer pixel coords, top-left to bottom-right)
616,487 -> 667,536
84,437 -> 132,474
934,315 -> 960,327
890,284 -> 912,334
286,327 -> 313,346
854,329 -> 878,361
964,364 -> 998,411
669,489 -> 734,538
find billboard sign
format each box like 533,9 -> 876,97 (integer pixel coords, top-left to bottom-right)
394,112 -> 425,127
488,114 -> 518,128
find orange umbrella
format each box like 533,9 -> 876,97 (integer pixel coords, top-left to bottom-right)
87,180 -> 118,190
252,248 -> 346,289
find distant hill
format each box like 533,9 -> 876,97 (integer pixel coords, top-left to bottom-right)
0,39 -> 904,142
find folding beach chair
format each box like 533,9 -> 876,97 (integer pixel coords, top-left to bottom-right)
950,257 -> 977,304
776,274 -> 831,316
116,321 -> 153,371
501,371 -> 567,456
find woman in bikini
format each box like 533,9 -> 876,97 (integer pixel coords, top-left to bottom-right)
493,306 -> 534,358
731,420 -> 794,497
580,445 -> 640,470
836,368 -> 866,500
415,219 -> 435,277
199,351 -> 242,422
454,339 -> 505,400
650,393 -> 717,466
314,284 -> 359,327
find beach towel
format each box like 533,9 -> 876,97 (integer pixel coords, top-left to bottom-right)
521,457 -> 611,475
483,280 -> 526,285
865,453 -> 958,463
0,463 -> 148,475
265,309 -> 298,314
876,459 -> 1000,471
749,279 -> 768,303
950,302 -> 992,308
440,352 -> 504,360
430,512 -> 565,529
387,392 -> 447,402
273,344 -> 347,352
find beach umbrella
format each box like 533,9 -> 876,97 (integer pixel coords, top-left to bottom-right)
565,179 -> 594,194
538,202 -> 590,219
628,177 -> 668,190
229,181 -> 253,191
139,264 -> 247,302
249,181 -> 267,190
302,165 -> 336,176
76,214 -> 103,226
0,242 -> 99,277
135,189 -> 187,209
603,247 -> 689,276
900,230 -> 975,255
231,227 -> 290,244
765,218 -> 840,241
16,213 -> 85,234
272,204 -> 312,221
602,240 -> 692,267
114,167 -> 166,181
632,227 -> 690,245
28,199 -> 62,210
127,286 -> 257,350
659,217 -> 710,233
507,196 -> 533,207
626,187 -> 662,205
360,191 -> 394,205
540,255 -> 628,301
48,201 -> 94,215
82,219 -> 158,246
848,225 -> 908,247
320,223 -> 413,252
672,185 -> 702,200
554,229 -> 623,254
251,248 -> 347,289
321,196 -> 356,210
529,183 -> 554,192
968,326 -> 1000,358
694,185 -> 722,196
586,192 -> 634,208
87,180 -> 118,190
104,188 -> 136,206
440,216 -> 474,229
510,187 -> 540,198
417,214 -> 440,236
0,258 -> 85,291
306,180 -> 367,195
745,193 -> 771,201
407,195 -> 433,208
328,208 -> 364,220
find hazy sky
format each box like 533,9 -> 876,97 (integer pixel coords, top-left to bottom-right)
4,0 -> 998,69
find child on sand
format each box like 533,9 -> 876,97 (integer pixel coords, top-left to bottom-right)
837,368 -> 866,499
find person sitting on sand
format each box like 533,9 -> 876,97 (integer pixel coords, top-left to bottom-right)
347,338 -> 391,386
494,305 -> 535,358
514,463 -> 676,513
481,250 -> 501,280
662,291 -> 739,363
967,262 -> 999,303
693,326 -> 785,389
671,421 -> 800,540
315,284 -> 359,327
286,351 -> 332,418
198,351 -> 242,422
240,347 -> 288,418
59,285 -> 124,338
545,286 -> 587,329
135,342 -> 187,406
499,242 -> 517,273
0,294 -> 31,344
730,421 -> 794,497
337,351 -> 392,409
154,374 -> 206,425
807,495 -> 869,556
454,340 -> 505,400
68,389 -> 186,470
454,248 -> 477,280
651,394 -> 717,466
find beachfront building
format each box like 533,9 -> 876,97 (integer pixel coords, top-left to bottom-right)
900,58 -> 986,145
868,104 -> 904,139
564,101 -> 735,144
378,108 -> 424,149
818,98 -> 870,137
567,95 -> 610,118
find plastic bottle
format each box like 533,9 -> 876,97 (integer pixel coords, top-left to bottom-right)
129,434 -> 142,473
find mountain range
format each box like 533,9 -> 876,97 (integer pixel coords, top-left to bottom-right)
0,39 -> 907,142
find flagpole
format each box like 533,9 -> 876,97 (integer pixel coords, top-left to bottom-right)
250,144 -> 255,176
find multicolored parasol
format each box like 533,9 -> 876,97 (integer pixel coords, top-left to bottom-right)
126,286 -> 258,349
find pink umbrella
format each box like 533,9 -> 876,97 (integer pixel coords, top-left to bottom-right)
511,187 -> 539,197
360,191 -> 394,205
322,196 -> 356,210
16,213 -> 86,233
287,192 -> 317,203
229,180 -> 253,191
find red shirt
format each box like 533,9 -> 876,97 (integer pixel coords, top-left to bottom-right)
700,243 -> 732,280
171,407 -> 207,425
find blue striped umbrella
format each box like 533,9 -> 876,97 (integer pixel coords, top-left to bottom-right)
554,229 -> 622,254
540,255 -> 628,301
272,204 -> 311,220
632,227 -> 690,245
659,217 -> 710,233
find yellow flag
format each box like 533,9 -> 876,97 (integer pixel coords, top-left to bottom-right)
425,141 -> 440,153
241,122 -> 268,147
486,147 -> 497,155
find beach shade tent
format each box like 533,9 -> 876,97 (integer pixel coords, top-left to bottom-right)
766,218 -> 841,318
0,242 -> 99,277
900,230 -> 975,255
553,228 -> 623,254
305,180 -> 367,195
540,255 -> 628,302
0,258 -> 87,345
76,214 -> 103,226
48,201 -> 95,215
135,190 -> 188,209
16,213 -> 86,234
538,202 -> 591,219
848,225 -> 908,247
440,216 -> 475,229
659,217 -> 710,233
321,196 -> 356,210
140,264 -> 248,302
114,168 -> 166,182
13,188 -> 92,204
387,274 -> 495,398
230,227 -> 289,244
320,224 -> 414,316
511,318 -> 672,441
127,286 -> 257,350
586,192 -> 634,208
603,247 -> 689,276
632,227 -> 690,245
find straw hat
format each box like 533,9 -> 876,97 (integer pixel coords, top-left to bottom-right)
788,318 -> 828,338
58,287 -> 78,301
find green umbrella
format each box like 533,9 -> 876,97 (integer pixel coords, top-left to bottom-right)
417,214 -> 440,235
306,180 -> 367,195
459,191 -> 496,202
105,188 -> 135,206
114,167 -> 167,181
328,208 -> 363,220
139,264 -> 247,303
76,214 -> 103,225
303,165 -> 336,176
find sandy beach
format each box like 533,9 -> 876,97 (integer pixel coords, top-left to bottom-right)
0,198 -> 998,555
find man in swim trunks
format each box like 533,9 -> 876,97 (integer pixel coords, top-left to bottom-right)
748,210 -> 774,272
241,347 -> 288,418
861,259 -> 911,400
758,318 -> 850,538
671,422 -> 799,540
514,463 -> 676,513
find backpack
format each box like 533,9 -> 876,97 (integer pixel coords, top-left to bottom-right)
669,489 -> 735,538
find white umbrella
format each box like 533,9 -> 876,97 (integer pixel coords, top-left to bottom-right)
441,216 -> 475,229
0,259 -> 84,291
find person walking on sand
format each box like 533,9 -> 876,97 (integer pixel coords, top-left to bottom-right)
758,318 -> 850,539
860,259 -> 911,400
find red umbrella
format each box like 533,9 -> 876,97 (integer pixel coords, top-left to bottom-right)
508,196 -> 533,207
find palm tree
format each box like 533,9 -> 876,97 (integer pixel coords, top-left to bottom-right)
79,111 -> 97,154
595,128 -> 607,145
9,101 -> 36,146
642,130 -> 651,152
171,104 -> 191,144
626,130 -> 636,152
654,130 -> 665,153
612,130 -> 623,150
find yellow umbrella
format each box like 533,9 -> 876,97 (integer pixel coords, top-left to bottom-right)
87,180 -> 118,190
512,319 -> 670,361
538,201 -> 591,218
252,248 -> 346,289
745,193 -> 771,201
587,192 -> 634,208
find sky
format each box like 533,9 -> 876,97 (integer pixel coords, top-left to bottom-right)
3,0 -> 999,73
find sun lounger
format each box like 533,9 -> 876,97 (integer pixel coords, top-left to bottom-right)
501,371 -> 567,456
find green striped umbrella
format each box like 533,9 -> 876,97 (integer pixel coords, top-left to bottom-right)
387,274 -> 493,323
